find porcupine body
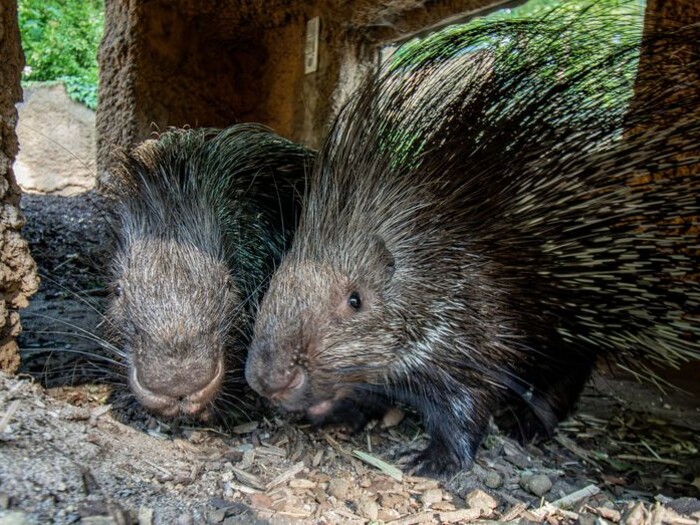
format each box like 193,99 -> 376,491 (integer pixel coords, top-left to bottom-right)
108,124 -> 312,420
245,6 -> 700,476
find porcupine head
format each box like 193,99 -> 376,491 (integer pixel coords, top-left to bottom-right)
109,126 -> 310,422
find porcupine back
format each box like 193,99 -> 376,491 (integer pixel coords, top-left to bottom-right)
108,124 -> 312,419
246,5 -> 700,476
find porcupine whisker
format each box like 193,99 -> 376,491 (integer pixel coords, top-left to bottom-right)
35,274 -> 116,329
22,313 -> 126,360
21,345 -> 127,377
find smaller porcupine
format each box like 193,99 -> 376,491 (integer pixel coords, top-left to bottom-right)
108,124 -> 312,420
245,7 -> 700,477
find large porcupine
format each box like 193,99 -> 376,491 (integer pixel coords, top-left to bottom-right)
245,6 -> 700,476
108,124 -> 312,420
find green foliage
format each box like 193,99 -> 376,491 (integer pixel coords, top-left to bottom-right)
18,0 -> 104,109
383,0 -> 647,163
394,0 -> 646,69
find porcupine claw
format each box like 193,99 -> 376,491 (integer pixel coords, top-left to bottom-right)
398,440 -> 472,479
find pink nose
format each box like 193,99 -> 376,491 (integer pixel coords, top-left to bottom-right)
269,366 -> 306,402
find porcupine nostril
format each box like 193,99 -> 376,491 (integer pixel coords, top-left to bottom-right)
269,366 -> 306,402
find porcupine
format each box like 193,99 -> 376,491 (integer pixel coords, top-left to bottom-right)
107,124 -> 312,420
245,6 -> 700,476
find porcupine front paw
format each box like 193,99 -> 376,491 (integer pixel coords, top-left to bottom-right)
402,443 -> 474,480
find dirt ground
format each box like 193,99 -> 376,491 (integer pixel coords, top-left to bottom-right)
0,187 -> 697,525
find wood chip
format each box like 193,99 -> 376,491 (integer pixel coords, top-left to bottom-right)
430,502 -> 456,512
352,450 -> 403,482
464,488 -> 498,513
265,461 -> 305,491
0,399 -> 20,433
594,506 -> 622,522
438,509 -> 483,523
90,404 -> 112,420
389,508 -> 482,525
622,502 -> 647,525
411,479 -> 440,490
256,445 -> 286,457
249,493 -> 275,510
357,498 -> 379,521
231,467 -> 265,490
501,502 -> 528,521
324,434 -> 350,455
275,509 -> 313,518
389,510 -> 439,524
228,481 -> 261,494
421,488 -> 443,506
312,449 -> 324,467
288,479 -> 316,490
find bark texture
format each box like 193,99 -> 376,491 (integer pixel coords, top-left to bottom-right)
0,0 -> 40,373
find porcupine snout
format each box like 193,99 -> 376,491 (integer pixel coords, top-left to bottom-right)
245,340 -> 308,410
129,348 -> 225,419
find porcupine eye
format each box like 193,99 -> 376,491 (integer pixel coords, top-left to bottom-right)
348,291 -> 362,311
113,283 -> 123,298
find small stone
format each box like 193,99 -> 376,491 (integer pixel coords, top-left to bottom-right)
328,479 -> 351,500
465,489 -> 498,515
208,508 -> 227,523
232,421 -> 258,435
520,474 -> 552,497
422,488 -> 444,506
357,498 -> 379,520
483,470 -> 502,489
382,407 -> 405,428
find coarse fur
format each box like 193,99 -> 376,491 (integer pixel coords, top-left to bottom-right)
108,124 -> 312,420
246,6 -> 700,477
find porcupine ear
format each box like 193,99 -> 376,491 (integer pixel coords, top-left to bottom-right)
369,234 -> 396,282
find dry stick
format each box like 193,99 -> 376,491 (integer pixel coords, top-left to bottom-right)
550,484 -> 600,508
530,484 -> 601,522
615,454 -> 682,466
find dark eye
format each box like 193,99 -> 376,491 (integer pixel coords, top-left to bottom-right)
113,283 -> 123,297
348,291 -> 362,311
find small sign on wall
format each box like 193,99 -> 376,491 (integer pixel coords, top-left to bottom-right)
305,17 -> 320,74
